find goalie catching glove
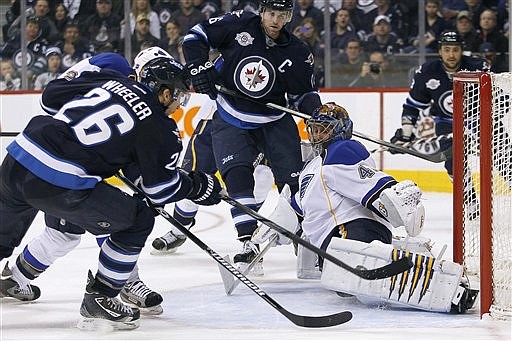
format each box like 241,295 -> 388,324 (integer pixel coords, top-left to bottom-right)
252,184 -> 299,246
186,171 -> 223,206
186,60 -> 218,100
372,180 -> 425,237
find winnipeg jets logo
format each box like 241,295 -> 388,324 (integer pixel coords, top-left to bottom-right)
426,78 -> 441,90
234,56 -> 275,98
235,32 -> 254,46
438,90 -> 454,117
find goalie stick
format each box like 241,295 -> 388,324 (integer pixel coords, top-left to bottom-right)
218,235 -> 278,295
220,194 -> 413,280
215,85 -> 449,163
116,173 -> 353,328
0,132 -> 19,137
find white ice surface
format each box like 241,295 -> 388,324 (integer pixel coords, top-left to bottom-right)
1,190 -> 511,340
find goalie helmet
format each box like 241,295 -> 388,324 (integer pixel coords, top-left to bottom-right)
306,102 -> 353,152
139,58 -> 191,106
133,47 -> 173,81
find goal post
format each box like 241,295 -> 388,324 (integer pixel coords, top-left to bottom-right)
452,71 -> 512,319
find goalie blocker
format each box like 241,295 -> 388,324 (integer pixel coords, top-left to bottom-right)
321,238 -> 478,313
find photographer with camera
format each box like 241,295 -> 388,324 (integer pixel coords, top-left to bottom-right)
348,51 -> 388,88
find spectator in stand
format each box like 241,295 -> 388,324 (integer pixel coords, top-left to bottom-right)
61,0 -> 95,24
407,0 -> 447,53
463,0 -> 487,31
171,0 -> 206,36
292,17 -> 324,85
194,0 -> 223,20
33,46 -> 62,90
80,0 -> 122,53
0,16 -> 48,83
331,38 -> 365,88
441,0 -> 467,27
154,0 -> 179,37
478,41 -> 507,72
3,0 -> 21,43
329,8 -> 358,53
121,13 -> 159,62
478,9 -> 508,52
367,0 -> 406,41
123,0 -> 161,40
55,23 -> 94,69
364,15 -> 403,55
0,59 -> 21,91
159,19 -> 183,60
348,50 -> 389,88
52,3 -> 70,41
289,0 -> 324,34
341,0 -> 369,40
455,10 -> 482,52
32,0 -> 59,43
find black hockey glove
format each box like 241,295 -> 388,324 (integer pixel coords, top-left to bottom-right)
187,171 -> 222,206
186,61 -> 218,100
389,127 -> 415,155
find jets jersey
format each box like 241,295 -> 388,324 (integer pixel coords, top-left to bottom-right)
7,70 -> 193,205
183,10 -> 320,129
292,140 -> 396,248
402,55 -> 489,124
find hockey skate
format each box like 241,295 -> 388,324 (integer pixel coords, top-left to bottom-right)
151,219 -> 194,254
78,270 -> 140,331
450,280 -> 479,314
0,263 -> 41,301
233,240 -> 263,276
120,280 -> 163,315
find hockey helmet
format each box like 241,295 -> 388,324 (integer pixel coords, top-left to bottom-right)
438,31 -> 464,46
259,0 -> 293,21
139,58 -> 191,106
133,47 -> 173,81
306,102 -> 353,149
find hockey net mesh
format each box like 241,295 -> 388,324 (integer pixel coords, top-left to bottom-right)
458,72 -> 512,319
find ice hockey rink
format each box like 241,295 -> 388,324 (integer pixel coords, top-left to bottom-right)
1,188 -> 511,341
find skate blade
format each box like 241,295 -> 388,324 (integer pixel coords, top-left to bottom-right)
122,301 -> 163,316
150,247 -> 178,255
77,317 -> 140,331
236,262 -> 264,277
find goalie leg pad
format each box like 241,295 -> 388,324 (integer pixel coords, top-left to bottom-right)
321,238 -> 465,313
296,235 -> 321,279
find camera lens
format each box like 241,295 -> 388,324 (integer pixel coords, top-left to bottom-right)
369,63 -> 380,74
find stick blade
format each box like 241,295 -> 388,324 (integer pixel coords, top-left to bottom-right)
217,255 -> 236,295
355,256 -> 413,280
282,309 -> 353,328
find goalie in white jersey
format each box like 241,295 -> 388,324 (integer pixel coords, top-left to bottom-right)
254,103 -> 478,314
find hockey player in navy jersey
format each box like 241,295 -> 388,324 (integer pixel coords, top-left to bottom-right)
390,31 -> 489,180
0,51 -> 176,315
181,0 -> 323,270
0,55 -> 223,330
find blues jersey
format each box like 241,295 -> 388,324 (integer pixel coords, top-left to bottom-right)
6,70 -> 193,205
402,55 -> 489,124
291,139 -> 396,248
183,10 -> 320,129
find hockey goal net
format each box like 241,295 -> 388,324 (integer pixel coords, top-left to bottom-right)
452,71 -> 512,319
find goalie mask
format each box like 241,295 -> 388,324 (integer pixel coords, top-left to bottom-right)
306,102 -> 353,153
139,58 -> 191,107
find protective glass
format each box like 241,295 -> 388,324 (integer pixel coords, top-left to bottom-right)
173,88 -> 191,107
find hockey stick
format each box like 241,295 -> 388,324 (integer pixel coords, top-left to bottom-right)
0,132 -> 19,137
215,86 -> 449,163
220,194 -> 413,280
116,173 -> 352,328
218,234 -> 278,295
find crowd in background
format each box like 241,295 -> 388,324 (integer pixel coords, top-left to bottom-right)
0,0 -> 509,91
